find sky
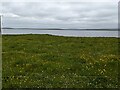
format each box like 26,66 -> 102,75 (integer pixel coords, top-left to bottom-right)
0,0 -> 119,29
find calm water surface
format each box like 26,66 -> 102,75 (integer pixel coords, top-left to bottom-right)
2,29 -> 118,37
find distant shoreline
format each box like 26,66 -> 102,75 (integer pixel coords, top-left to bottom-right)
2,34 -> 119,38
2,28 -> 118,31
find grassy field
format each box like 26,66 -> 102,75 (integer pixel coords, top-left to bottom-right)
2,34 -> 119,88
0,36 -> 2,89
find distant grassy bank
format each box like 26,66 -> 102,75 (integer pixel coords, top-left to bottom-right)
2,34 -> 119,88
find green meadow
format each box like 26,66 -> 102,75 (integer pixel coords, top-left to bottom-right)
0,36 -> 2,89
2,34 -> 120,88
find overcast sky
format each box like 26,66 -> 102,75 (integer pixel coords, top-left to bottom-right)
0,0 -> 118,29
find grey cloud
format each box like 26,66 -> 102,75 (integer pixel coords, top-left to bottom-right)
1,1 -> 118,29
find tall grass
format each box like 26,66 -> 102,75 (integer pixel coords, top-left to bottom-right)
2,34 -> 119,88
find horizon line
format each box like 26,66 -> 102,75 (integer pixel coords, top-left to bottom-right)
2,27 -> 118,30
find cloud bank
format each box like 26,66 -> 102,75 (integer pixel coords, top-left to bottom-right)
1,1 -> 118,29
